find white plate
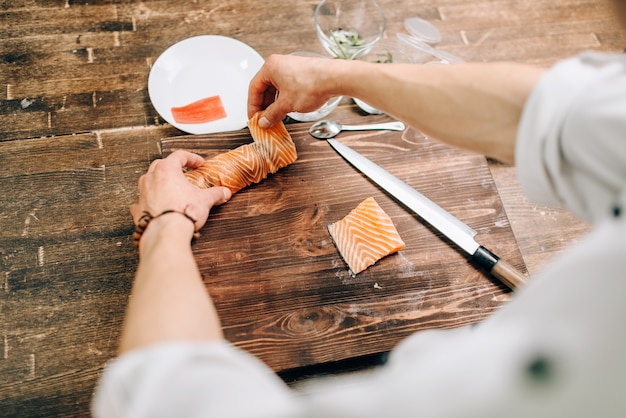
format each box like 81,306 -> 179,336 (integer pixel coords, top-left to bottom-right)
148,35 -> 264,134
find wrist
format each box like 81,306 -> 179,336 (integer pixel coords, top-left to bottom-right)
328,59 -> 367,98
134,210 -> 198,250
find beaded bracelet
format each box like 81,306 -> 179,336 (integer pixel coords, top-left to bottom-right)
132,207 -> 199,247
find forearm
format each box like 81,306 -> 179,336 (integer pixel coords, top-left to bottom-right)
118,214 -> 223,354
330,61 -> 546,164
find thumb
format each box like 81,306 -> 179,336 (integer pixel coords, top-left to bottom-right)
204,186 -> 232,207
258,102 -> 288,129
129,203 -> 141,224
192,187 -> 232,231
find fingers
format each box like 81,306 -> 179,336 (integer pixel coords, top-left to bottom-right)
145,151 -> 205,178
167,150 -> 206,170
248,55 -> 287,127
216,187 -> 232,205
248,54 -> 334,129
247,56 -> 280,112
257,103 -> 286,130
147,159 -> 160,173
248,67 -> 273,117
247,80 -> 272,119
184,186 -> 232,231
202,186 -> 232,207
248,79 -> 288,129
131,150 -> 231,234
248,88 -> 281,130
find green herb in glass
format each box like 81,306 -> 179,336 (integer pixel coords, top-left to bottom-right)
329,28 -> 364,59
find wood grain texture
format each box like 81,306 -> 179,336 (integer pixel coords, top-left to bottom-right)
161,113 -> 524,370
0,0 -> 624,416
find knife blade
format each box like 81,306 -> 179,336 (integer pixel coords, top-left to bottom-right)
326,137 -> 527,290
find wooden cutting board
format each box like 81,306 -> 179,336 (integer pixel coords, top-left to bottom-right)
161,113 -> 527,372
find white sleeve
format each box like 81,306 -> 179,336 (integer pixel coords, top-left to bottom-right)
91,341 -> 299,418
516,52 -> 626,223
302,213 -> 626,418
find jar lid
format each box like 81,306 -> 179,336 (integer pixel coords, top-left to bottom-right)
396,33 -> 464,64
404,17 -> 442,45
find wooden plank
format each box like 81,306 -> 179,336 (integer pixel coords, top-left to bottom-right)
161,113 -> 524,370
0,90 -> 160,141
0,126 -> 174,416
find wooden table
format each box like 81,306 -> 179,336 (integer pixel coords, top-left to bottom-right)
1,1 -> 623,416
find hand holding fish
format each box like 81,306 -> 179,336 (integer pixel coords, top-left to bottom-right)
130,150 -> 232,248
247,54 -> 339,129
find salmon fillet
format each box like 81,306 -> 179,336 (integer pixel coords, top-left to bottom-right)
171,95 -> 227,124
328,197 -> 406,275
185,112 -> 297,193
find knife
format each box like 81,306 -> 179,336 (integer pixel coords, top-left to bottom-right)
325,137 -> 527,290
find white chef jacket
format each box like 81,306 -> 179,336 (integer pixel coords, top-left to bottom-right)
92,51 -> 626,418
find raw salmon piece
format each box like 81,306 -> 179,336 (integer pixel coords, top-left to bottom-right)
171,95 -> 227,124
247,112 -> 297,173
185,144 -> 270,192
185,111 -> 297,193
328,197 -> 406,275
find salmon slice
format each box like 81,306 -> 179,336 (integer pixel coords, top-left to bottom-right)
171,95 -> 227,124
328,197 -> 406,275
247,112 -> 297,173
185,111 -> 297,193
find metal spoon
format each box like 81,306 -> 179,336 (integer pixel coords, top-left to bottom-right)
309,119 -> 405,139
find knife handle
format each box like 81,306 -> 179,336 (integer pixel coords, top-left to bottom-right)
474,246 -> 528,290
